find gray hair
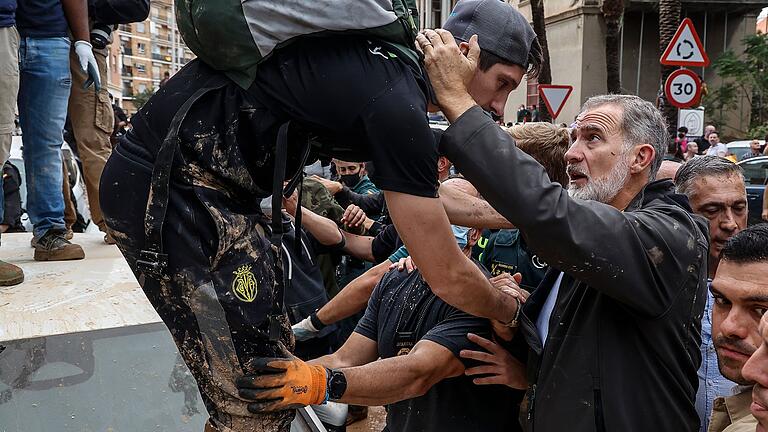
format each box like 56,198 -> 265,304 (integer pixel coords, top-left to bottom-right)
581,95 -> 668,181
674,156 -> 743,196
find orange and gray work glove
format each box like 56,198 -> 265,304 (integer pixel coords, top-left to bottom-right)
236,356 -> 329,413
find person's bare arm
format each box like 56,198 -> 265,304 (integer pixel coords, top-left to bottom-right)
61,0 -> 89,41
385,191 -> 518,323
310,333 -> 379,369
315,261 -> 391,325
283,194 -> 343,246
763,184 -> 768,221
310,175 -> 343,195
440,180 -> 514,229
341,232 -> 375,262
331,339 -> 463,406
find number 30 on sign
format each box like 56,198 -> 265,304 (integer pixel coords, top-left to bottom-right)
664,69 -> 701,108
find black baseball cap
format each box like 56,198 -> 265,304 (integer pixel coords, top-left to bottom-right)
444,0 -> 538,71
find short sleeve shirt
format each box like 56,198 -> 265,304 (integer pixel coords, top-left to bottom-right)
355,268 -> 519,432
119,36 -> 439,207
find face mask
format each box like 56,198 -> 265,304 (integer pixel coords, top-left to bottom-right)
340,173 -> 361,188
678,133 -> 685,139
451,225 -> 470,250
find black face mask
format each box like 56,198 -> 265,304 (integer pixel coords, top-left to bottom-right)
678,133 -> 686,139
340,173 -> 361,188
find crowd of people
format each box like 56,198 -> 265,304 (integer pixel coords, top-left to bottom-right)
667,124 -> 768,163
2,1 -> 768,432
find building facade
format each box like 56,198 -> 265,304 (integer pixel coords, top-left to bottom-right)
504,0 -> 763,138
105,0 -> 194,115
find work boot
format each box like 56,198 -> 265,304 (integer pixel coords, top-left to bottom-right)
31,227 -> 73,248
98,223 -> 116,245
0,260 -> 24,286
103,231 -> 116,245
33,230 -> 85,261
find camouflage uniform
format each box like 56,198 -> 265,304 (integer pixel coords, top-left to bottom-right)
300,177 -> 345,224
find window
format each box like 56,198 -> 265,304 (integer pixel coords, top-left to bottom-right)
137,43 -> 145,54
740,159 -> 768,186
136,22 -> 145,33
152,65 -> 160,79
137,63 -> 146,74
138,84 -> 147,93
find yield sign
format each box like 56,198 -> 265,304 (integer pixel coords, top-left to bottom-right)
538,85 -> 573,119
660,18 -> 710,67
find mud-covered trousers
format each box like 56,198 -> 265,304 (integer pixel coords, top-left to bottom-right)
100,143 -> 295,431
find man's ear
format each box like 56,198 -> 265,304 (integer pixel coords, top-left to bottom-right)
459,41 -> 470,56
630,144 -> 656,176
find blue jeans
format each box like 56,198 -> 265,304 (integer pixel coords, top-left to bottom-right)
17,36 -> 71,238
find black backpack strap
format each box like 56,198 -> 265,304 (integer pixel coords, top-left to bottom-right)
137,75 -> 229,280
267,121 -> 313,341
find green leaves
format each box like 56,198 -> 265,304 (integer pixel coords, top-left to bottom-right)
704,33 -> 768,137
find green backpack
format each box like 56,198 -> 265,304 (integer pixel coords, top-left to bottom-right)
176,0 -> 420,89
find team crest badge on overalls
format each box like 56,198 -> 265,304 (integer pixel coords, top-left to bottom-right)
232,264 -> 257,302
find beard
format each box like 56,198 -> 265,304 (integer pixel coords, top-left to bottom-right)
567,154 -> 632,204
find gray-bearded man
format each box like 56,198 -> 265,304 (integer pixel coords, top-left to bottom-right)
416,29 -> 709,431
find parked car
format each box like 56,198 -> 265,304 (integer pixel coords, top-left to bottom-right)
727,140 -> 766,161
737,155 -> 768,225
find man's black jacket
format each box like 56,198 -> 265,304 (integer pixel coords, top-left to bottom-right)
441,107 -> 709,432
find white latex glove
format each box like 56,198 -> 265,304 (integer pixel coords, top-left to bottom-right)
74,40 -> 101,90
292,316 -> 321,341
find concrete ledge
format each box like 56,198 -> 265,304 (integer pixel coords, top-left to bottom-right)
0,232 -> 158,343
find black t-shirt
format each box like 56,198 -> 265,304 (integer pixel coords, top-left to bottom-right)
370,223 -> 401,264
119,36 -> 439,203
16,0 -> 68,37
355,268 -> 519,432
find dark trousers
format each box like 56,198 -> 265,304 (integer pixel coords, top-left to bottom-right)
100,145 -> 294,431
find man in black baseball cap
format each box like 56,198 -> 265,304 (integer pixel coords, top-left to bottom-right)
437,0 -> 542,118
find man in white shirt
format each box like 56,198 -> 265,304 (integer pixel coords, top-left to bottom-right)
706,132 -> 728,157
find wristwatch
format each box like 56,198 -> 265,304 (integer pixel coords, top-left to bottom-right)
326,368 -> 347,401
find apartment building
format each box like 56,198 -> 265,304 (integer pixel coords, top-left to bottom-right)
106,0 -> 194,114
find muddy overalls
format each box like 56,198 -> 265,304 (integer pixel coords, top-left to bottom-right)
100,35 -> 436,432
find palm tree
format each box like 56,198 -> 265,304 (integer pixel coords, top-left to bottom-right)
659,0 -> 682,139
530,0 -> 553,122
603,0 -> 625,93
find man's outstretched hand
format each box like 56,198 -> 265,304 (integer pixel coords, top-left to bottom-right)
237,356 -> 328,412
461,333 -> 528,389
416,29 -> 478,122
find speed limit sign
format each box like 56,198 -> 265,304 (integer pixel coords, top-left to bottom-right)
665,69 -> 701,108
